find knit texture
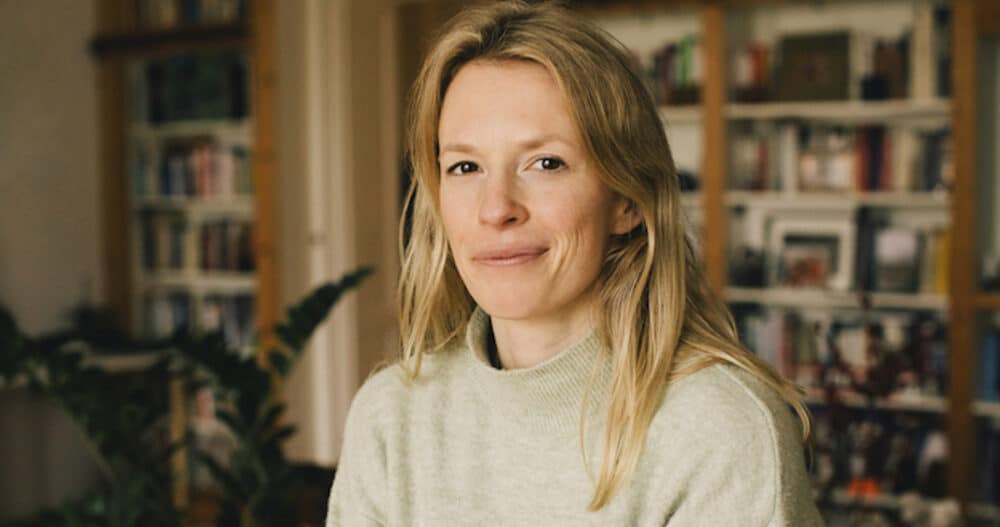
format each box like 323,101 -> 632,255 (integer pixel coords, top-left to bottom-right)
326,309 -> 825,526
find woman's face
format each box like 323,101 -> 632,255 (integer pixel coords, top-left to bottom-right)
437,59 -> 637,323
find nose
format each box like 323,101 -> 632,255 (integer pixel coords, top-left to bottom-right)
477,173 -> 527,228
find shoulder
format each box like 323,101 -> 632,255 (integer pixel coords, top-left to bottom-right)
644,363 -> 820,526
344,345 -> 466,428
653,362 -> 800,446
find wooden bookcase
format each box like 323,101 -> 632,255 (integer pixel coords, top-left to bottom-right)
575,0 -> 997,522
90,0 -> 278,515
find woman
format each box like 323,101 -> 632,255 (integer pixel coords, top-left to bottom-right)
327,1 -> 824,525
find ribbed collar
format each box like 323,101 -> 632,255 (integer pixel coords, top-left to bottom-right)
461,308 -> 614,437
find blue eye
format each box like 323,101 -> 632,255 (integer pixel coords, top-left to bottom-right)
533,157 -> 566,171
446,161 -> 479,175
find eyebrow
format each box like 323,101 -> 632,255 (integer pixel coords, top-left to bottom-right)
438,134 -> 575,156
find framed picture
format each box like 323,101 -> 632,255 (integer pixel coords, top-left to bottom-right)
768,217 -> 855,291
775,32 -> 850,102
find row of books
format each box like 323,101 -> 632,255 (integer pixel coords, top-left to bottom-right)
856,215 -> 949,295
731,124 -> 952,193
809,409 -> 950,503
133,140 -> 252,199
143,292 -> 191,338
642,35 -> 702,106
135,0 -> 247,30
201,294 -> 256,351
980,323 -> 1000,402
141,214 -> 255,273
730,4 -> 950,103
976,423 -> 1000,505
735,307 -> 948,400
142,292 -> 255,350
131,52 -> 250,124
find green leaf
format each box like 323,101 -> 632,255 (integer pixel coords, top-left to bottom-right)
216,407 -> 249,436
192,450 -> 247,501
274,266 -> 373,353
253,402 -> 287,435
266,350 -> 291,377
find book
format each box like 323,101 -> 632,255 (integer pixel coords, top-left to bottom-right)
874,228 -> 922,293
980,330 -> 1000,402
910,1 -> 936,100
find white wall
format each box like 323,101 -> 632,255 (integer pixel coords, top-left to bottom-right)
0,0 -> 104,331
0,0 -> 104,518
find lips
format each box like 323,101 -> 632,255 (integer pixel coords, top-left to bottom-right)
472,247 -> 548,266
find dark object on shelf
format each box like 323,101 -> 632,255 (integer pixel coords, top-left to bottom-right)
676,169 -> 700,192
861,36 -> 910,101
147,52 -> 249,123
667,84 -> 700,106
733,84 -> 771,103
860,75 -> 889,100
728,246 -> 767,287
934,6 -> 952,98
775,32 -> 850,102
89,23 -> 248,58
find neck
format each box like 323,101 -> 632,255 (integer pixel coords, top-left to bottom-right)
489,298 -> 596,370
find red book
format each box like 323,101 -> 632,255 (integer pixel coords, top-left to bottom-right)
879,131 -> 893,191
855,127 -> 870,191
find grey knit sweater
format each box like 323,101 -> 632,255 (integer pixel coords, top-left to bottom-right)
326,309 -> 825,526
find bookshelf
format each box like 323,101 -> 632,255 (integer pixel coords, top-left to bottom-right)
582,0 -> 999,522
90,0 -> 278,517
726,98 -> 951,123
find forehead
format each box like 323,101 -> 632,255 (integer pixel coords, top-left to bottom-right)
437,60 -> 580,147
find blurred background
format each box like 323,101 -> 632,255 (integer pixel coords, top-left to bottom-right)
0,0 -> 998,526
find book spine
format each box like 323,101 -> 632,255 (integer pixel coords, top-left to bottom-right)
911,1 -> 936,100
981,330 -> 1000,402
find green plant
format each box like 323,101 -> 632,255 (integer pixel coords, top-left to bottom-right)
0,307 -> 181,527
0,266 -> 372,527
174,266 -> 372,527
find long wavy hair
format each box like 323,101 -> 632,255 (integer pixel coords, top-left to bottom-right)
397,0 -> 812,511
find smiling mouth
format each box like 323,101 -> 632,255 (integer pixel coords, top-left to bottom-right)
472,248 -> 548,267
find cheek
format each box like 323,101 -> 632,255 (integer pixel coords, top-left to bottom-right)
542,192 -> 614,271
439,186 -> 470,245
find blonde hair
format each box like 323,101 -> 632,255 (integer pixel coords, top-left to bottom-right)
397,0 -> 812,511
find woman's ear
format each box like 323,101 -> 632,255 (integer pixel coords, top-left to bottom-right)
611,197 -> 642,235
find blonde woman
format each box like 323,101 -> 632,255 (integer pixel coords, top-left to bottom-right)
327,1 -> 823,525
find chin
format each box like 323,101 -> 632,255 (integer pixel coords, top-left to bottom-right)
468,288 -> 549,322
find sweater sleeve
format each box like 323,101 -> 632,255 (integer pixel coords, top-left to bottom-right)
325,379 -> 388,527
661,368 -> 825,527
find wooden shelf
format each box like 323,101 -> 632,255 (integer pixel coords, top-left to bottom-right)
90,23 -> 248,58
976,293 -> 1000,310
2,351 -> 165,391
805,393 -> 948,414
133,196 -> 255,217
726,287 -> 949,311
130,119 -> 252,141
658,105 -> 702,124
973,401 -> 1000,420
726,98 -> 951,124
725,190 -> 950,210
968,502 -> 1000,523
142,271 -> 257,294
823,488 -> 902,511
